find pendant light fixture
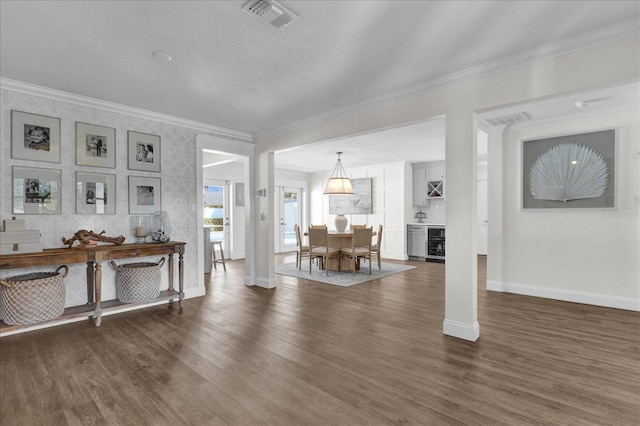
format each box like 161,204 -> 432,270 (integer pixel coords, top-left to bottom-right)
324,152 -> 354,195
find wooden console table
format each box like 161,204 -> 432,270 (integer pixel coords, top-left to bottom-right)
0,241 -> 186,333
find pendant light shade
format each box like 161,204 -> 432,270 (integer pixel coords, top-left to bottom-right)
324,152 -> 354,195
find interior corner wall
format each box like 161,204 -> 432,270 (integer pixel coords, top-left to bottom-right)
488,109 -> 640,311
309,162 -> 408,261
203,162 -> 247,259
0,88 -> 204,317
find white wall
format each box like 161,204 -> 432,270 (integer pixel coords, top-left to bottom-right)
0,86 -> 225,317
204,162 -> 246,259
308,161 -> 408,260
255,35 -> 640,339
488,109 -> 640,310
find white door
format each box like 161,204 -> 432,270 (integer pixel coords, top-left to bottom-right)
276,186 -> 301,253
204,180 -> 230,256
477,179 -> 488,255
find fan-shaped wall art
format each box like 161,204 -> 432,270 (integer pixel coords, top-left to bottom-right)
529,143 -> 609,202
522,129 -> 616,209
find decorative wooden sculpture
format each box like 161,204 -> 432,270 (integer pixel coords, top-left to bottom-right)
61,230 -> 125,248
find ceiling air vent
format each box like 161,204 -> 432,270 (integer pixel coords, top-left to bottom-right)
242,0 -> 298,29
481,111 -> 532,128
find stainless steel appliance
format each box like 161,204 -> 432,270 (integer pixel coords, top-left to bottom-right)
426,227 -> 445,262
407,225 -> 427,259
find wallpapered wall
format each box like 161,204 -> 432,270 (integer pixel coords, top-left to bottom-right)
0,88 -> 202,314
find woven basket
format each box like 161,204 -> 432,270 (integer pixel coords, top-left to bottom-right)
0,265 -> 68,325
110,257 -> 165,303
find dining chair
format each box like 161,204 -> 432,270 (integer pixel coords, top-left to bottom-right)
308,227 -> 341,276
310,224 -> 327,229
349,224 -> 367,230
340,227 -> 373,275
294,224 -> 309,270
371,224 -> 383,270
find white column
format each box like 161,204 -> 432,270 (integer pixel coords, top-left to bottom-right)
443,109 -> 480,341
486,130 -> 504,292
253,151 -> 276,288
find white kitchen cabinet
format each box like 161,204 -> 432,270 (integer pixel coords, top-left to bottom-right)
425,166 -> 444,199
425,166 -> 444,180
426,179 -> 444,199
412,166 -> 427,206
413,162 -> 445,204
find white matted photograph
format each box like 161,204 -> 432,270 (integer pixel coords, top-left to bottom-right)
12,166 -> 62,215
76,122 -> 116,168
11,110 -> 61,163
76,171 -> 116,215
128,176 -> 161,214
128,130 -> 161,172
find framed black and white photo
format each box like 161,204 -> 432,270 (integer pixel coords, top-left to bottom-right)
11,110 -> 61,163
12,166 -> 62,215
128,176 -> 161,214
522,129 -> 616,209
76,122 -> 116,168
128,131 -> 161,172
76,171 -> 116,215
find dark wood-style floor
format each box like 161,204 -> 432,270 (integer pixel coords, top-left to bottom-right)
1,255 -> 638,425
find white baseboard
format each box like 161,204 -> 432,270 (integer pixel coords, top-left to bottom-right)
487,280 -> 640,311
383,251 -> 407,261
443,319 -> 480,342
249,276 -> 276,289
184,286 -> 205,299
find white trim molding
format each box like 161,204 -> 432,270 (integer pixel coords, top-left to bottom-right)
0,78 -> 254,142
443,319 -> 480,342
487,280 -> 640,312
254,276 -> 277,289
260,19 -> 640,138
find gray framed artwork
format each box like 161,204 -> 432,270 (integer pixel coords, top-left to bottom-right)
329,178 -> 372,214
128,130 -> 161,172
128,176 -> 161,214
11,110 -> 61,163
522,129 -> 616,209
76,171 -> 116,215
12,166 -> 62,215
76,122 -> 116,168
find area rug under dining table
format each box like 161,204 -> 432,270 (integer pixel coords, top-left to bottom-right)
275,262 -> 415,287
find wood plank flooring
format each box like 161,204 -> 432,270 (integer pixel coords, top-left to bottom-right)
1,255 -> 638,425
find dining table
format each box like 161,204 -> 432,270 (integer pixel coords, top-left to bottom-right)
305,230 -> 376,272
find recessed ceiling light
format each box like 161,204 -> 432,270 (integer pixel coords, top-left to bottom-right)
152,51 -> 173,63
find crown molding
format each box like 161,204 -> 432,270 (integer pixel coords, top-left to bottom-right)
0,78 -> 254,143
259,19 -> 640,138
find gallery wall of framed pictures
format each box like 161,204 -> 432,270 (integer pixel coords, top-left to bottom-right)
9,109 -> 162,217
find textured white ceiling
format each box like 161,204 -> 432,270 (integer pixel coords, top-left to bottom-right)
1,0 -> 638,136
275,82 -> 639,173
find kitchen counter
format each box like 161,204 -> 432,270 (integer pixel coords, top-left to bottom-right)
407,223 -> 445,226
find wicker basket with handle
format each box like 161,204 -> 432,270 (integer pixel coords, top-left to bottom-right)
0,265 -> 68,325
109,257 -> 165,303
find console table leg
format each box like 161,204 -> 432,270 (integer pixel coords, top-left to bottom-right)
178,252 -> 184,310
86,261 -> 95,304
168,253 -> 174,292
94,262 -> 102,326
